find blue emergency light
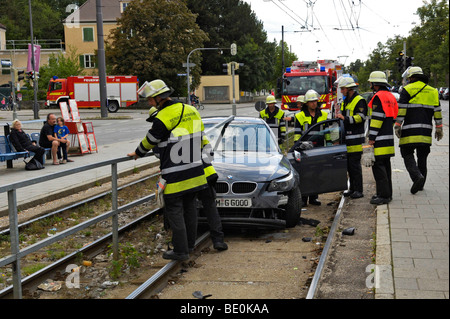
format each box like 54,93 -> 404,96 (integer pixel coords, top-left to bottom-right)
286,67 -> 291,73
320,66 -> 326,72
52,76 -> 58,80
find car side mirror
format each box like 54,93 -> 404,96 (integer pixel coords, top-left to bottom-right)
294,150 -> 301,162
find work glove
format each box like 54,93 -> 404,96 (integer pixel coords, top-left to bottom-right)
435,126 -> 444,141
361,145 -> 375,167
394,124 -> 402,139
298,141 -> 313,150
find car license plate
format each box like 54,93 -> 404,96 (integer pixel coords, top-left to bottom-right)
216,198 -> 252,208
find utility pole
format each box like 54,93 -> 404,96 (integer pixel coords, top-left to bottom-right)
28,0 -> 39,119
231,62 -> 236,116
96,0 -> 108,118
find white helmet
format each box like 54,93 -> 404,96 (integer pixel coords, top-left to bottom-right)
138,79 -> 173,98
338,76 -> 358,88
368,71 -> 389,86
304,89 -> 319,102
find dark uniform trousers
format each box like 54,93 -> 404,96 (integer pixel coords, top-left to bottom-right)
400,145 -> 431,185
197,182 -> 225,244
372,157 -> 393,199
164,193 -> 198,255
347,152 -> 363,193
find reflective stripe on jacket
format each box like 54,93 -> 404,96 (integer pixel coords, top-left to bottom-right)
294,109 -> 328,142
260,107 -> 286,140
136,101 -> 207,198
396,81 -> 441,147
368,90 -> 396,158
340,94 -> 367,153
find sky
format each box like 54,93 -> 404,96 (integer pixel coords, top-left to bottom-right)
244,0 -> 428,67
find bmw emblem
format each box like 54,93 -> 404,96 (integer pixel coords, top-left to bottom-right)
227,175 -> 233,180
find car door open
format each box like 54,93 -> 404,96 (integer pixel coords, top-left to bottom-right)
289,119 -> 348,196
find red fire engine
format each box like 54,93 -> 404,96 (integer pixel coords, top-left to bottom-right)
278,60 -> 343,114
46,75 -> 139,113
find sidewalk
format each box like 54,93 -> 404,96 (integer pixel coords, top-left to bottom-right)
0,137 -> 159,215
377,124 -> 449,299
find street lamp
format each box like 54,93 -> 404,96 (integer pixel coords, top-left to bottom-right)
186,44 -> 236,104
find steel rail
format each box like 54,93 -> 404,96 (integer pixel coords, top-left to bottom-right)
306,192 -> 347,299
0,205 -> 162,298
0,173 -> 160,236
126,231 -> 211,299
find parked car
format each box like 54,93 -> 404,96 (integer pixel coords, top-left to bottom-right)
201,116 -> 348,229
438,87 -> 447,100
443,88 -> 449,100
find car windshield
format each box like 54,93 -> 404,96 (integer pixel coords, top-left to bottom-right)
283,75 -> 328,95
204,122 -> 278,153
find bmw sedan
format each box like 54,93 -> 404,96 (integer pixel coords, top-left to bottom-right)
200,116 -> 348,229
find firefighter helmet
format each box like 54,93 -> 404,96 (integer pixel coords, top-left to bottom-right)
138,79 -> 173,98
266,95 -> 277,105
304,89 -> 319,102
368,71 -> 389,86
405,66 -> 424,78
297,95 -> 305,104
338,76 -> 358,88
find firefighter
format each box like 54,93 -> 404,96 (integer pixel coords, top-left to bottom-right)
395,66 -> 443,194
259,95 -> 286,146
127,79 -> 208,261
294,89 -> 328,206
199,137 -> 228,251
336,76 -> 367,199
296,95 -> 305,111
367,71 -> 398,205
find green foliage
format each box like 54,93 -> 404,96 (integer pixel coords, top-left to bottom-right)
105,0 -> 209,96
0,0 -> 87,41
348,0 -> 449,89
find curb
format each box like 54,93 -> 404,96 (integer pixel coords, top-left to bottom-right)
375,204 -> 395,299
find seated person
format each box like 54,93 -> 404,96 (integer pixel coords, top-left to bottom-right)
39,113 -> 73,165
54,117 -> 70,164
9,119 -> 45,165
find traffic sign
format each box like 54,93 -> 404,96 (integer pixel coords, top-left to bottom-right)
182,63 -> 196,68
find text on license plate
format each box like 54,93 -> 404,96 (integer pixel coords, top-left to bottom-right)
216,198 -> 252,208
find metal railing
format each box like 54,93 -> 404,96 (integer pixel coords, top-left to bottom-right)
4,39 -> 64,51
0,152 -> 154,299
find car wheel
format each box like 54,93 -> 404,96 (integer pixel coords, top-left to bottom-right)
284,186 -> 302,228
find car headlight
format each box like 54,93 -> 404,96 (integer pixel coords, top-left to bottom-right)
268,172 -> 295,192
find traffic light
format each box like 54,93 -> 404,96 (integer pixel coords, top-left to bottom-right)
15,70 -> 25,83
396,51 -> 405,73
405,56 -> 414,68
26,71 -> 34,81
222,62 -> 231,75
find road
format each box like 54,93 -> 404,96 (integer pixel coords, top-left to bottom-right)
77,102 -> 263,146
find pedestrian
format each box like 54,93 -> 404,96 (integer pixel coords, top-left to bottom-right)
395,66 -> 443,194
336,76 -> 368,199
367,71 -> 398,205
53,117 -> 70,164
1,97 -> 6,110
127,79 -> 208,261
9,119 -> 46,166
259,95 -> 286,147
294,89 -> 328,206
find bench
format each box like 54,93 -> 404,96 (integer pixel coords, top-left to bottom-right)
0,135 -> 29,166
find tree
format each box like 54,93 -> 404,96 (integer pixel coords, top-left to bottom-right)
187,0 -> 275,92
105,0 -> 208,96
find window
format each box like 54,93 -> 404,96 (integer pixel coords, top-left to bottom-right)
120,1 -> 130,13
283,75 -> 328,95
79,54 -> 96,69
83,27 -> 94,42
1,59 -> 11,75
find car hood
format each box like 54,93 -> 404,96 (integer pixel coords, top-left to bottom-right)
212,151 -> 292,182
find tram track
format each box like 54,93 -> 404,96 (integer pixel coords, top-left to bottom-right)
0,168 -> 346,299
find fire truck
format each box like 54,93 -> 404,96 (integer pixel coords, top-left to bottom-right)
278,60 -> 343,115
46,75 -> 139,113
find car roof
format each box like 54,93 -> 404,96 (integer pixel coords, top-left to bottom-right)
202,116 -> 265,125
